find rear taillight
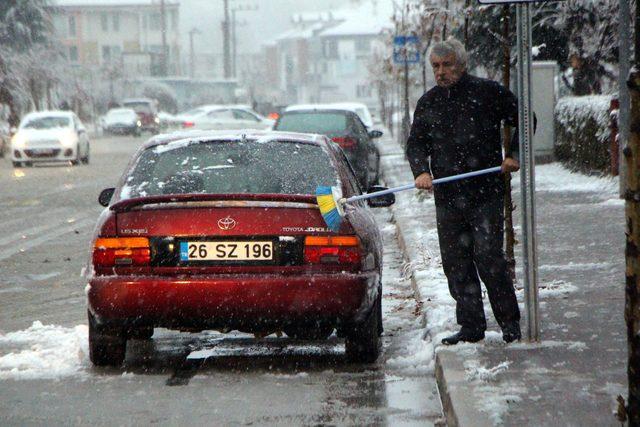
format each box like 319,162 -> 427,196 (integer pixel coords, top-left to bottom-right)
182,121 -> 195,128
304,235 -> 361,265
93,237 -> 150,267
331,136 -> 357,149
267,112 -> 279,120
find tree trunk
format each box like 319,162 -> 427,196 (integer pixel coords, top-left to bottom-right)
626,69 -> 640,426
502,5 -> 516,282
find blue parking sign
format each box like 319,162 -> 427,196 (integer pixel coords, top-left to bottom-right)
393,35 -> 420,64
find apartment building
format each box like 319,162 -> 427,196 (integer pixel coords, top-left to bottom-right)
50,0 -> 181,76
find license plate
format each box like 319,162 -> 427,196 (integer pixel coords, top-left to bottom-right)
180,241 -> 274,262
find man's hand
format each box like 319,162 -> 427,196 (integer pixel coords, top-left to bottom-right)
501,158 -> 520,173
415,172 -> 433,191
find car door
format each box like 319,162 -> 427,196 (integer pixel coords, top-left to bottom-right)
350,114 -> 378,188
201,109 -> 235,130
231,109 -> 264,130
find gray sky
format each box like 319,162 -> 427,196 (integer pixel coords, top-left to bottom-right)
180,0 -> 392,55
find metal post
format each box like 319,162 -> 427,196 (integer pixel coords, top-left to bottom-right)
232,9 -> 237,78
402,58 -> 410,148
160,0 -> 168,76
620,0 -> 631,195
516,3 -> 539,342
222,0 -> 231,79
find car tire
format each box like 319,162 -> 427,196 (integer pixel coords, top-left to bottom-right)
71,145 -> 80,166
81,144 -> 90,164
128,327 -> 153,340
345,292 -> 381,363
88,311 -> 126,367
284,322 -> 333,340
12,161 -> 22,168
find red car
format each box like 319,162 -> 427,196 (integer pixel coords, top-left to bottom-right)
88,130 -> 395,366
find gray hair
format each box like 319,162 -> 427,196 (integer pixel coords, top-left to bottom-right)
429,38 -> 468,69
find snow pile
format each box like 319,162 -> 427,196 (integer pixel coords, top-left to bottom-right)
554,95 -> 613,174
0,321 -> 89,380
515,163 -> 618,194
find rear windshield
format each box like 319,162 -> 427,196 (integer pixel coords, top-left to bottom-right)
120,139 -> 339,198
275,112 -> 347,134
21,117 -> 71,129
123,102 -> 152,114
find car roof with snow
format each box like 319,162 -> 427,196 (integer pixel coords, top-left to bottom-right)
22,110 -> 75,119
107,108 -> 136,114
143,130 -> 329,151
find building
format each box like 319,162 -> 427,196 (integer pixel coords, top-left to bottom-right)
261,1 -> 392,116
49,0 -> 181,77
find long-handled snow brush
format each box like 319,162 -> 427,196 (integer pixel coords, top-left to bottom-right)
316,166 -> 502,232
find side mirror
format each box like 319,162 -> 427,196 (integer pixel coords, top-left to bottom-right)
99,188 -> 115,207
368,130 -> 383,139
366,185 -> 395,207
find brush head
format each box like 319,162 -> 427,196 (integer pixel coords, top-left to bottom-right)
316,185 -> 344,232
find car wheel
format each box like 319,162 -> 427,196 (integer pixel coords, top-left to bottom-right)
12,161 -> 22,168
128,327 -> 153,340
71,145 -> 80,166
81,144 -> 90,164
88,311 -> 126,367
284,322 -> 333,340
345,293 -> 381,363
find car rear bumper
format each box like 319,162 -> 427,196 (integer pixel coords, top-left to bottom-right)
88,272 -> 377,330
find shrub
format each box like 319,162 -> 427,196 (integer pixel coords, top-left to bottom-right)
554,95 -> 612,174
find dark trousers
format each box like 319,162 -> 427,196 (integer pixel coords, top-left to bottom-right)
435,196 -> 520,332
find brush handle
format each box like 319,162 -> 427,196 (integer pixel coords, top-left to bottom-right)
344,166 -> 502,204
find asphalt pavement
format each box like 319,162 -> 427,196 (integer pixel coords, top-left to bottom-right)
0,134 -> 443,426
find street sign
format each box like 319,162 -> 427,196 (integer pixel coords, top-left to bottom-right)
393,36 -> 420,64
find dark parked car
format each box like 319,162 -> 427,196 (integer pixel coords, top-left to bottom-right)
88,130 -> 395,367
102,108 -> 142,136
273,108 -> 382,189
122,98 -> 160,134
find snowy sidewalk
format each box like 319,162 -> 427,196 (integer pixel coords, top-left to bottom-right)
375,133 -> 625,426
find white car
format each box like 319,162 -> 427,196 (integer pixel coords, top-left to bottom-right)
286,102 -> 374,129
177,105 -> 274,131
11,111 -> 90,167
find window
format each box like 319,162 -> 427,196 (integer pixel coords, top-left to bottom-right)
68,16 -> 76,37
356,84 -> 372,98
123,140 -> 339,197
324,40 -> 338,60
275,112 -> 348,134
232,110 -> 260,122
206,110 -> 234,120
149,12 -> 161,31
101,13 -> 108,31
113,13 -> 120,31
69,46 -> 78,62
355,38 -> 370,53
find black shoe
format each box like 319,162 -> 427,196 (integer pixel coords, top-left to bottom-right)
502,323 -> 521,343
441,329 -> 485,345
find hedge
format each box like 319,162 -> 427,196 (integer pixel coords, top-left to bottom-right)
554,95 -> 612,174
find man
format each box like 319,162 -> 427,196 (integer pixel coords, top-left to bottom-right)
406,38 -> 521,345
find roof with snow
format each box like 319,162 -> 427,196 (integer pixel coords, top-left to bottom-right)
51,0 -> 178,7
319,2 -> 393,37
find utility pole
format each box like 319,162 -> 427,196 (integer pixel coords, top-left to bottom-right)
160,0 -> 168,76
620,0 -> 631,195
231,8 -> 237,78
625,1 -> 640,422
222,0 -> 231,78
189,27 -> 201,79
502,4 -> 516,281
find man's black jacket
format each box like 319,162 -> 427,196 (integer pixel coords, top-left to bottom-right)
406,72 -> 519,207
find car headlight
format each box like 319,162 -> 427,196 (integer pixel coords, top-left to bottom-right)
154,117 -> 160,124
137,120 -> 142,127
11,133 -> 26,148
60,133 -> 78,147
